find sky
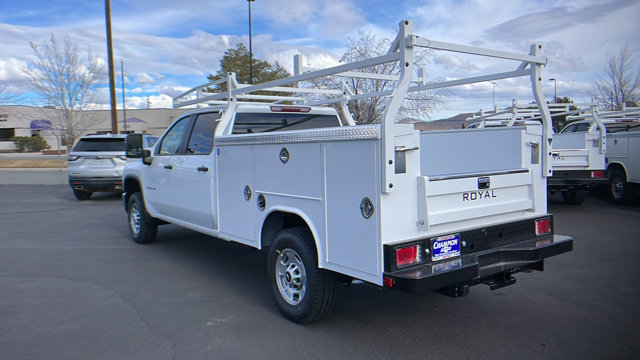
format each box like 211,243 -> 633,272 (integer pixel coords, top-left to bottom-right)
0,0 -> 639,119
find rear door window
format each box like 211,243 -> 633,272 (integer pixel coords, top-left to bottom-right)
575,123 -> 591,132
186,112 -> 220,154
73,138 -> 126,152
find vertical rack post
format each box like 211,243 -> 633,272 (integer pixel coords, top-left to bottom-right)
381,20 -> 414,193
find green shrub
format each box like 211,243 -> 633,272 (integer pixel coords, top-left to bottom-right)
10,135 -> 51,152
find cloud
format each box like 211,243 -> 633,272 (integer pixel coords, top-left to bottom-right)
0,57 -> 29,82
432,54 -> 479,71
135,73 -> 156,85
483,0 -> 636,44
126,94 -> 173,109
159,85 -> 190,98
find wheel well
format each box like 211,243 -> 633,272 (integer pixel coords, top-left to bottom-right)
607,163 -> 627,179
124,177 -> 141,207
261,211 -> 309,249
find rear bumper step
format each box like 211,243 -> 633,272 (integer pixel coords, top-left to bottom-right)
384,235 -> 573,293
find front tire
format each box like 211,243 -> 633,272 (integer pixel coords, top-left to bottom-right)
609,169 -> 635,204
127,192 -> 157,244
267,227 -> 338,324
561,190 -> 586,205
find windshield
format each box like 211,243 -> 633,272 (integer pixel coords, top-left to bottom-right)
73,138 -> 126,152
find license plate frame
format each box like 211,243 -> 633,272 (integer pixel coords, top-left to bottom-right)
431,234 -> 461,262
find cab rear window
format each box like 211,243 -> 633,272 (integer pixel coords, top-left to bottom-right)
232,113 -> 340,134
73,138 -> 126,152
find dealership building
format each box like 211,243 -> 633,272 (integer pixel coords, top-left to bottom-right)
0,106 -> 189,151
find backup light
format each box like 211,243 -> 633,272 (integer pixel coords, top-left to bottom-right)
535,218 -> 552,236
396,244 -> 421,267
269,105 -> 311,113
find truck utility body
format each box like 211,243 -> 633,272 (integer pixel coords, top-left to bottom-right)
123,20 -> 573,323
467,102 -> 607,205
560,107 -> 640,203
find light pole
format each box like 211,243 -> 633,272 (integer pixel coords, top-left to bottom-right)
549,78 -> 557,103
491,82 -> 496,111
248,0 -> 255,84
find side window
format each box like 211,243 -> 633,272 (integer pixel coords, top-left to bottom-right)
575,123 -> 591,132
561,124 -> 577,133
186,112 -> 220,154
158,117 -> 190,155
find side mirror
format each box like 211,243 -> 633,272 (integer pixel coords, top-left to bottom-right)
142,149 -> 153,165
126,134 -> 143,158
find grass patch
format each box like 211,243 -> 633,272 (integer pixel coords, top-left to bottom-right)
0,159 -> 68,168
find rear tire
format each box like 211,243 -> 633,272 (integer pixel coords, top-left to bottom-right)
73,189 -> 92,200
267,227 -> 338,324
561,190 -> 586,205
127,192 -> 157,244
608,169 -> 635,204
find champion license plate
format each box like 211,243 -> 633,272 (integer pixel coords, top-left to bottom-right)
431,234 -> 461,262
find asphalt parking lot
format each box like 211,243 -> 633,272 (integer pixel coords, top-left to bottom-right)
1,181 -> 639,360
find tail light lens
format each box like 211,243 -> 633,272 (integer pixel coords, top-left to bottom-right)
591,171 -> 604,178
396,244 -> 421,268
270,105 -> 311,113
535,218 -> 552,236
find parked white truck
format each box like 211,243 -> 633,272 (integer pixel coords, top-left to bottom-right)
123,20 -> 573,323
466,102 -> 608,205
559,107 -> 640,203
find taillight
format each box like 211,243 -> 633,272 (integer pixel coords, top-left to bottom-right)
396,244 -> 421,267
67,155 -> 80,161
535,218 -> 552,236
591,171 -> 604,178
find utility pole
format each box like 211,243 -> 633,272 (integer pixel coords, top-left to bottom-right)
121,59 -> 126,132
549,78 -> 557,103
491,82 -> 497,112
105,0 -> 118,134
248,0 -> 255,84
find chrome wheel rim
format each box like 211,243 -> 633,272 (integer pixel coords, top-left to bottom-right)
611,177 -> 624,199
129,203 -> 141,235
275,248 -> 307,305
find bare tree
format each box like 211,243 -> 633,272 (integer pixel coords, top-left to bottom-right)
309,31 -> 441,124
593,45 -> 640,110
23,34 -> 106,148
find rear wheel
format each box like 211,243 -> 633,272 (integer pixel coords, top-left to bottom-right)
267,227 -> 338,324
561,190 -> 586,205
127,192 -> 157,244
609,169 -> 635,204
73,189 -> 92,200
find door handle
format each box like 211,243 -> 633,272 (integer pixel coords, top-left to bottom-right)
164,165 -> 173,170
197,166 -> 209,172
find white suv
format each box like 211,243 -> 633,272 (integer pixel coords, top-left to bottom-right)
68,133 -> 157,200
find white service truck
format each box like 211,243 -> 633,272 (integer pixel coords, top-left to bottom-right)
123,20 -> 573,323
559,108 -> 640,203
466,102 -> 608,205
